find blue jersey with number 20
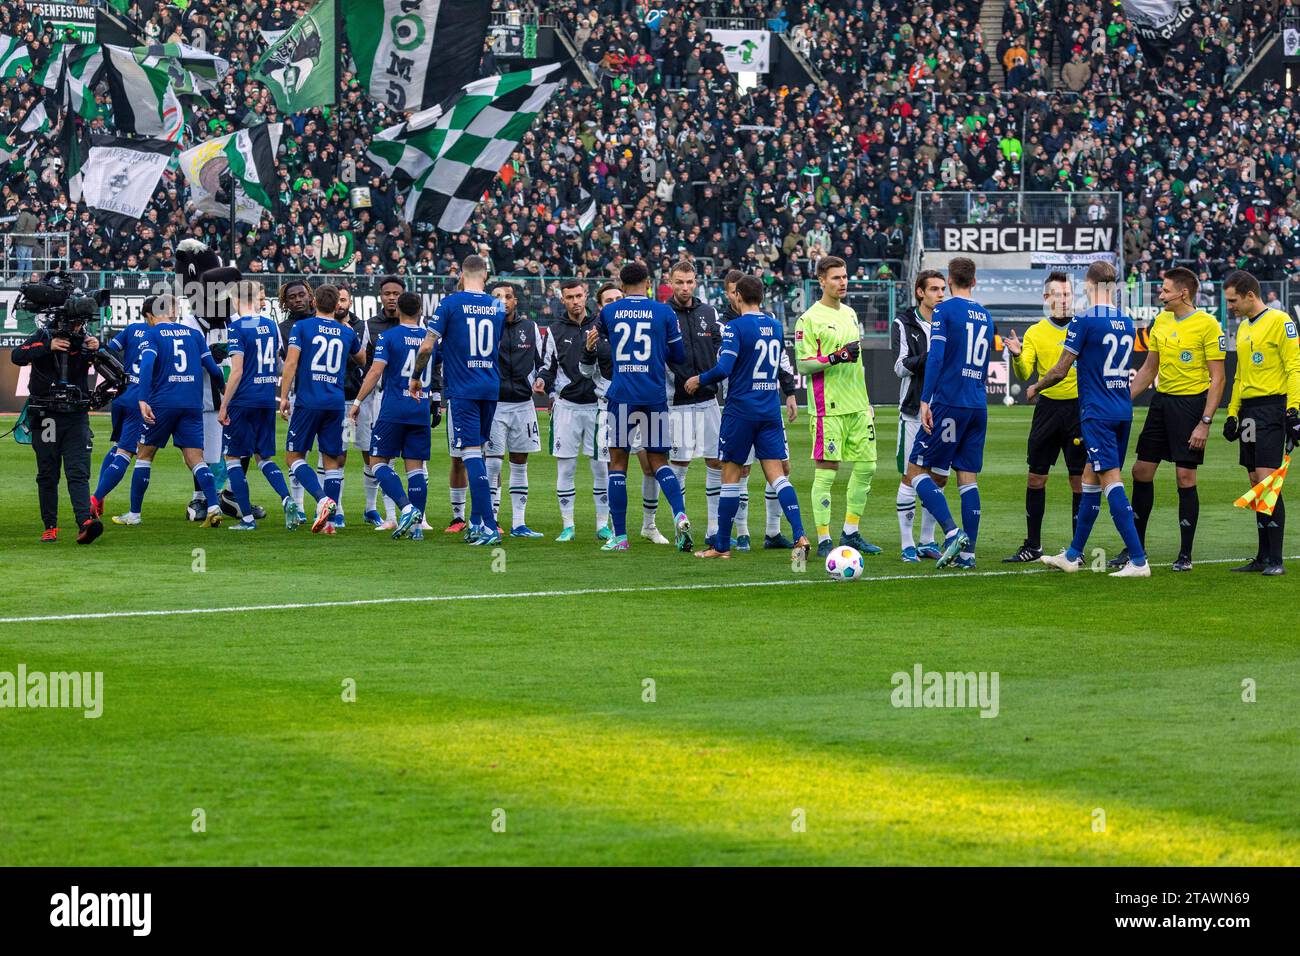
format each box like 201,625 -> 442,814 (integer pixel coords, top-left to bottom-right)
429,290 -> 505,401
1062,305 -> 1134,423
289,316 -> 360,410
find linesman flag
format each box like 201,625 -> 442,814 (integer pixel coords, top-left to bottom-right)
1235,456 -> 1291,517
368,63 -> 564,232
344,0 -> 492,111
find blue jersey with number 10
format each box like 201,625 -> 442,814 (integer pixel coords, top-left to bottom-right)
921,296 -> 995,409
1063,305 -> 1134,423
429,290 -> 505,401
289,316 -> 360,410
597,294 -> 684,405
375,324 -> 434,425
227,314 -> 281,408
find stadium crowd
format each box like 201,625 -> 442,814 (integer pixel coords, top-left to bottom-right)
0,0 -> 1297,315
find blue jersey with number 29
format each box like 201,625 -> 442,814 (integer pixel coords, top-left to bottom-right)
429,290 -> 505,401
289,316 -> 360,410
921,296 -> 995,409
1062,305 -> 1134,423
701,311 -> 784,421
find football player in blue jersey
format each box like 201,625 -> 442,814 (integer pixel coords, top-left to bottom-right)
685,275 -> 810,561
904,257 -> 994,569
92,295 -> 166,520
117,295 -> 228,527
278,284 -> 363,534
410,255 -> 506,545
216,280 -> 295,531
1029,261 -> 1149,577
594,260 -> 693,552
350,291 -> 430,541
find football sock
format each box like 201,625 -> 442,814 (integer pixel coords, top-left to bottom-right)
641,473 -> 660,529
896,482 -> 917,550
812,468 -> 836,540
259,459 -> 291,502
1067,484 -> 1102,560
910,473 -> 955,537
323,469 -> 343,507
1132,478 -> 1155,547
129,459 -> 151,514
715,482 -> 740,553
958,482 -> 980,555
407,467 -> 427,514
843,461 -> 874,534
765,481 -> 782,536
670,463 -> 689,505
192,463 -> 219,509
486,456 -> 503,522
773,477 -> 806,541
705,464 -> 721,536
208,458 -> 227,493
95,451 -> 131,501
335,476 -> 345,515
556,457 -> 576,527
385,496 -> 397,522
227,461 -> 252,517
290,459 -> 324,501
655,465 -> 687,518
291,474 -> 305,509
1025,485 -> 1046,549
508,461 -> 528,527
608,469 -> 627,536
919,498 -> 937,544
461,449 -> 491,529
1071,490 -> 1082,535
96,448 -> 114,486
450,485 -> 466,522
1177,484 -> 1199,556
373,463 -> 410,510
1266,494 -> 1285,564
735,472 -> 750,537
590,459 -> 610,529
363,467 -> 380,513
1105,482 -> 1146,566
1256,510 -> 1269,563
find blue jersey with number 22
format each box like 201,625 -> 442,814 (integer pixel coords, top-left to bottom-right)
1062,305 -> 1134,423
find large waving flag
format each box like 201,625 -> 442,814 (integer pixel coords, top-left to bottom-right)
178,124 -> 283,225
343,0 -> 491,112
253,0 -> 336,113
131,44 -> 230,94
368,64 -> 564,232
102,45 -> 183,140
0,34 -> 32,78
79,135 -> 174,228
1235,456 -> 1291,517
38,43 -> 104,119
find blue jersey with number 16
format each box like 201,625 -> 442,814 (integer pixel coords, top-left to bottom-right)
1062,305 -> 1134,423
920,296 -> 995,409
289,316 -> 360,410
429,290 -> 505,401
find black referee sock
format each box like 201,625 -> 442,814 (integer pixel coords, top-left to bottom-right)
1071,491 -> 1082,534
1177,485 -> 1199,557
1025,486 -> 1046,549
1132,479 -> 1155,548
1266,495 -> 1285,565
1256,511 -> 1269,563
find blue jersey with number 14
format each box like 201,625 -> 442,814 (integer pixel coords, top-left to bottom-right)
921,296 -> 995,409
227,314 -> 281,408
429,290 -> 505,401
1063,305 -> 1134,423
289,316 -> 360,410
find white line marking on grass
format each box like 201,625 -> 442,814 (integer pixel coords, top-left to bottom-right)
0,555 -> 1283,625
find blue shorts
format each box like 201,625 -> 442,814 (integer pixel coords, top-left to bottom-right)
286,406 -> 344,457
1080,418 -> 1131,474
908,404 -> 987,473
718,413 -> 787,465
449,397 -> 496,451
607,401 -> 671,453
370,418 -> 432,461
110,396 -> 143,452
223,405 -> 278,460
141,406 -> 204,450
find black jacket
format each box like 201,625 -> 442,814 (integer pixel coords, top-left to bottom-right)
893,306 -> 930,417
720,305 -> 797,398
349,308 -> 398,400
11,329 -> 94,402
542,315 -> 611,405
496,314 -> 550,403
667,296 -> 722,405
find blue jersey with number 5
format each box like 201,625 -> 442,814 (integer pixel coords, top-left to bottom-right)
921,296 -> 994,409
227,314 -> 281,409
289,316 -> 360,410
429,290 -> 504,401
1063,305 -> 1134,423
597,294 -> 684,405
140,322 -> 219,409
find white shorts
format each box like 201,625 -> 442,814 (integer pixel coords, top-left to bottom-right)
446,402 -> 462,459
551,397 -> 608,460
353,389 -> 380,452
202,410 -> 223,462
487,399 -> 541,455
669,399 -> 722,461
898,415 -> 949,476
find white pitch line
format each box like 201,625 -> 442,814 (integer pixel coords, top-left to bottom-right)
0,555 -> 1284,625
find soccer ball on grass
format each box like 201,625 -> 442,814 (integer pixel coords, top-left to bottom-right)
825,545 -> 864,581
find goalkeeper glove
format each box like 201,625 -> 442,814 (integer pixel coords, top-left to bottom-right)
827,341 -> 861,366
1222,416 -> 1239,442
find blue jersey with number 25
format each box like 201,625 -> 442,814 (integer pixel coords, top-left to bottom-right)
1062,305 -> 1134,423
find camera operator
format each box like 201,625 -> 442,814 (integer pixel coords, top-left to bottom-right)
11,316 -> 105,544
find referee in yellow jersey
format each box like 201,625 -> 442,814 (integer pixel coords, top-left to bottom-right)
1119,267 -> 1226,571
1001,272 -> 1084,562
1222,270 -> 1300,575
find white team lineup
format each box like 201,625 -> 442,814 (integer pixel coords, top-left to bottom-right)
85,252 -> 1297,577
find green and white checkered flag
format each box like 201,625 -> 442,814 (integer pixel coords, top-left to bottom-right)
0,34 -> 32,78
368,63 -> 565,233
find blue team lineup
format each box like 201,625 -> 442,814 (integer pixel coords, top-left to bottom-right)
77,249 -> 1300,576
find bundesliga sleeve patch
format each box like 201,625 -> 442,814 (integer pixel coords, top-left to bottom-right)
795,329 -> 803,341
1286,322 -> 1297,339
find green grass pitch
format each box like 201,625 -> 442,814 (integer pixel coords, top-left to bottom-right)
0,405 -> 1296,866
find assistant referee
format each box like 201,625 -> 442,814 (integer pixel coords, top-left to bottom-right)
1222,270 -> 1300,576
1119,266 -> 1226,571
